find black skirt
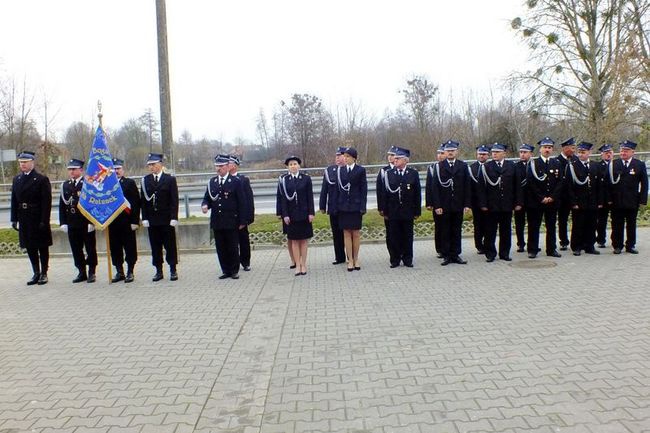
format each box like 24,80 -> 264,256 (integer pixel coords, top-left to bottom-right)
338,211 -> 362,230
286,220 -> 313,240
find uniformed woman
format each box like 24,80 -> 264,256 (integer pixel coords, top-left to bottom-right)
277,156 -> 315,276
335,147 -> 367,271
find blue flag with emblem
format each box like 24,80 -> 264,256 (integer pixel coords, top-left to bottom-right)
77,127 -> 127,228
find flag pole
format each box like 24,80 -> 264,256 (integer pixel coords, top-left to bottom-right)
98,101 -> 113,284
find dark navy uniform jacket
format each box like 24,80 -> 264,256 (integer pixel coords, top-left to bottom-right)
606,158 -> 649,209
379,167 -> 421,220
235,173 -> 255,224
336,165 -> 367,213
11,170 -> 53,249
567,160 -> 604,210
202,174 -> 247,230
278,172 -> 315,221
468,161 -> 484,209
140,172 -> 179,226
375,164 -> 392,214
526,157 -> 564,209
514,160 -> 529,207
59,179 -> 92,229
319,165 -> 339,214
477,160 -> 523,212
111,177 -> 141,227
426,159 -> 471,212
555,153 -> 579,203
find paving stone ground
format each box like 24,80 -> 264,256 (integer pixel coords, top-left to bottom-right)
1,230 -> 650,433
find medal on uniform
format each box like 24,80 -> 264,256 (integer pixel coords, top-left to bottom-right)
407,184 -> 411,190
630,169 -> 635,175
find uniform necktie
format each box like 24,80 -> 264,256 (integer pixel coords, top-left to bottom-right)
449,161 -> 454,169
347,166 -> 351,173
624,160 -> 629,168
584,163 -> 589,170
497,161 -> 502,168
399,170 -> 403,176
154,174 -> 159,184
219,177 -> 224,186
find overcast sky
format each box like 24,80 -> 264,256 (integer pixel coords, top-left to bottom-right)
0,0 -> 529,143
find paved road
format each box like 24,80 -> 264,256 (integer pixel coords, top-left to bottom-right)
1,232 -> 650,433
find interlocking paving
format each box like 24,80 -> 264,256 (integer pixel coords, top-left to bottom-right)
1,230 -> 650,433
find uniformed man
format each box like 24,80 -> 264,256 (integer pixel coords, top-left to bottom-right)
567,142 -> 604,255
469,145 -> 490,254
10,151 -> 52,285
203,154 -> 248,279
376,146 -> 397,263
228,155 -> 255,272
141,153 -> 179,281
514,144 -> 534,252
556,137 -> 579,251
108,158 -> 140,283
60,158 -> 98,283
606,140 -> 648,254
425,145 -> 447,259
478,143 -> 523,262
596,143 -> 614,248
319,146 -> 346,265
426,140 -> 471,266
526,137 -> 564,258
379,147 -> 421,267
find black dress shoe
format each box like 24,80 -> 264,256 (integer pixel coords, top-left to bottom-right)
124,272 -> 134,283
72,273 -> 87,283
390,263 -> 399,268
152,272 -> 164,282
528,253 -> 537,259
289,264 -> 297,269
452,256 -> 467,264
516,247 -> 525,253
403,263 -> 413,268
560,245 -> 568,251
242,266 -> 251,271
27,273 -> 40,285
547,251 -> 562,258
87,273 -> 96,283
436,253 -> 444,259
231,273 -> 239,279
170,272 -> 178,281
111,272 -> 125,283
300,271 -> 307,275
477,249 -> 485,255
37,273 -> 48,285
626,248 -> 639,254
613,248 -> 622,254
597,243 -> 606,248
218,274 -> 230,279
572,251 -> 581,256
500,256 -> 512,262
354,266 -> 361,271
332,261 -> 345,265
584,250 -> 600,255
486,257 -> 495,263
441,258 -> 451,266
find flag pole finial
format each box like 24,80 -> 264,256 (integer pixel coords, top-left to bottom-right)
97,100 -> 103,128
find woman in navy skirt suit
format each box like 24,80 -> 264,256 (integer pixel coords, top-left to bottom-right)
277,156 -> 315,275
335,147 -> 367,271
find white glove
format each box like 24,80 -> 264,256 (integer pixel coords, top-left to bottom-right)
170,219 -> 178,227
142,220 -> 150,227
60,224 -> 68,233
87,225 -> 95,233
131,224 -> 139,231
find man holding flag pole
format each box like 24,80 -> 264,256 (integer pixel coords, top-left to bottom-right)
77,104 -> 129,283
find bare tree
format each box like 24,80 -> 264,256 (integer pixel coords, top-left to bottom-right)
511,0 -> 649,143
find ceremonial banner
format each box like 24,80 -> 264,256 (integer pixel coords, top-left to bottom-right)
78,126 -> 127,228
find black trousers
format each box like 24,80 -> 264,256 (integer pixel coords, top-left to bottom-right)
611,208 -> 639,250
514,208 -> 526,248
558,204 -> 571,246
387,219 -> 414,265
433,213 -> 442,254
527,207 -> 558,254
472,207 -> 488,252
148,225 -> 178,269
596,206 -> 610,245
383,217 -> 399,262
238,225 -> 251,267
438,211 -> 463,258
27,246 -> 49,275
214,228 -> 240,275
485,211 -> 513,259
68,227 -> 97,272
330,214 -> 346,262
570,208 -> 597,252
109,223 -> 138,271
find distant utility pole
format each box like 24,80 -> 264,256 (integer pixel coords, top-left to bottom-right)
156,0 -> 174,170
